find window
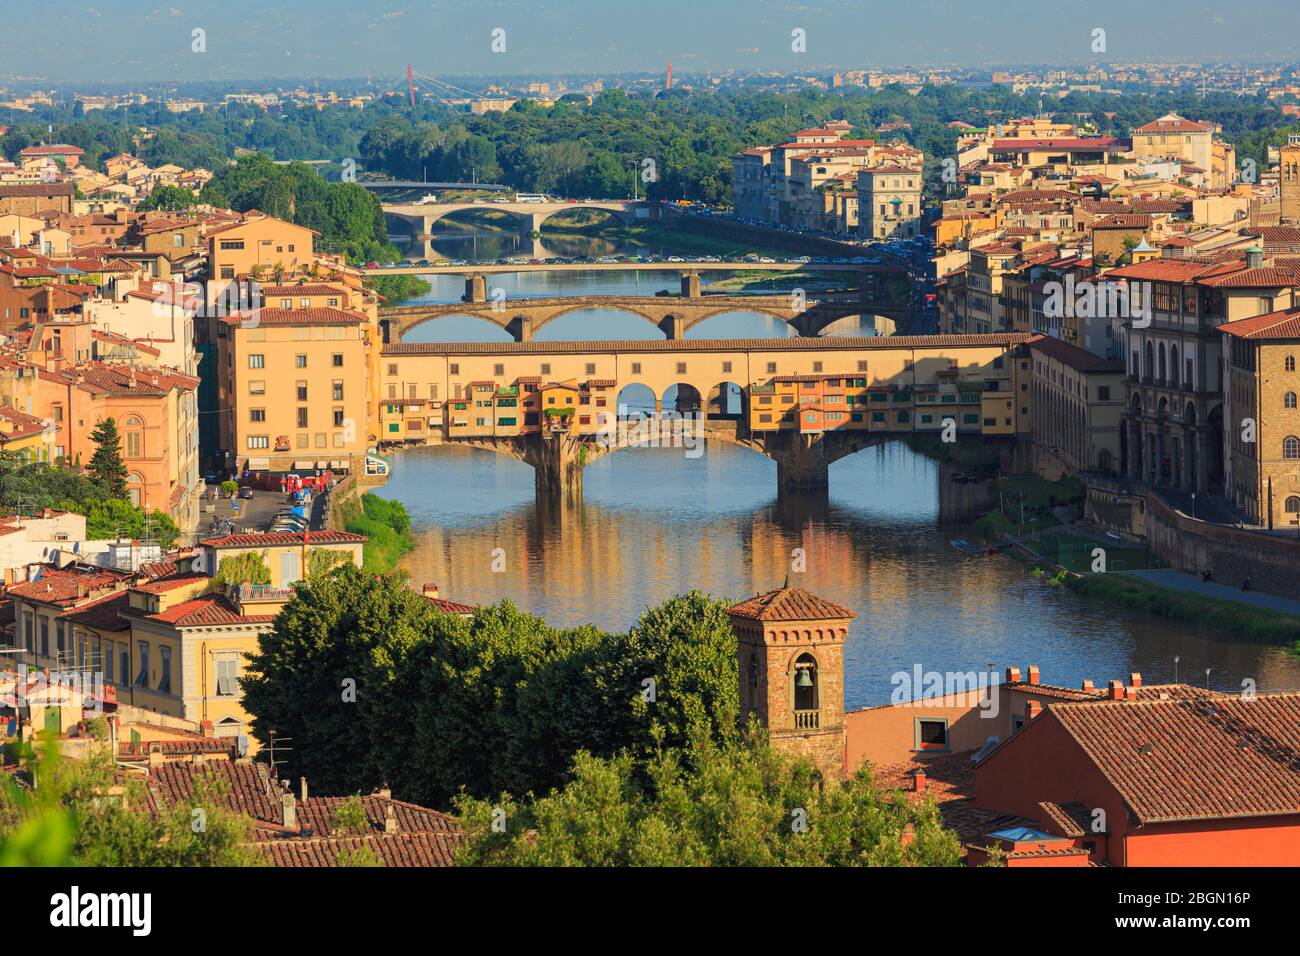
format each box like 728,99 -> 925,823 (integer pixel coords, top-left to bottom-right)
1097,386 -> 1111,401
766,362 -> 777,374
248,354 -> 265,369
297,408 -> 309,428
586,363 -> 596,375
722,361 -> 733,373
159,646 -> 172,693
215,653 -> 239,696
334,409 -> 345,427
125,431 -> 141,459
333,353 -> 344,367
541,363 -> 552,375
1285,436 -> 1300,460
676,363 -> 687,375
332,381 -> 344,401
219,240 -> 244,250
813,361 -> 823,372
1286,392 -> 1297,409
792,653 -> 818,725
39,618 -> 49,657
1285,496 -> 1300,514
296,383 -> 308,401
248,435 -> 269,449
250,408 -> 266,422
916,718 -> 949,751
248,380 -> 265,394
295,354 -> 307,368
1287,355 -> 1296,372
449,363 -> 460,376
135,642 -> 150,688
120,648 -> 129,684
858,360 -> 869,372
629,363 -> 640,375
494,363 -> 505,376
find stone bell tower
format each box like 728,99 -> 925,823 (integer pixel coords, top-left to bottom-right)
727,581 -> 854,781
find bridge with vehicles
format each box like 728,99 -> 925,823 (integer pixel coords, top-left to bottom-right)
384,199 -> 643,240
365,260 -> 902,277
376,333 -> 1029,499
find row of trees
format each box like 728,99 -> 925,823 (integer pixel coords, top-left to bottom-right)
6,86 -> 1297,208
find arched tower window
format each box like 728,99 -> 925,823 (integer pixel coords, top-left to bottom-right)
1284,436 -> 1300,460
1286,496 -> 1300,514
1285,392 -> 1297,409
792,653 -> 819,728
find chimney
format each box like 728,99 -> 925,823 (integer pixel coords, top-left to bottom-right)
1081,679 -> 1095,692
147,746 -> 164,769
1026,665 -> 1041,686
1130,672 -> 1143,688
384,802 -> 398,834
422,583 -> 439,599
1005,666 -> 1022,684
1107,679 -> 1126,701
912,768 -> 927,792
300,776 -> 308,802
1246,245 -> 1263,270
1025,700 -> 1042,721
281,789 -> 297,830
1127,685 -> 1140,700
378,784 -> 392,801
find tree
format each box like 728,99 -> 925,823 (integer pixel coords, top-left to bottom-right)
454,727 -> 962,866
240,570 -> 742,809
137,183 -> 198,212
215,551 -> 272,586
87,418 -> 127,499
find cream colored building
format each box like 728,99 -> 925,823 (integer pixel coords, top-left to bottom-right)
857,166 -> 923,241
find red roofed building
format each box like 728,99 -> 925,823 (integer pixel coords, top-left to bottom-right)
973,692 -> 1300,866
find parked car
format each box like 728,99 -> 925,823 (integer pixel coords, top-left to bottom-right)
238,486 -> 254,499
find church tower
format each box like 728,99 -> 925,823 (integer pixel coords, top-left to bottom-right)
728,582 -> 855,781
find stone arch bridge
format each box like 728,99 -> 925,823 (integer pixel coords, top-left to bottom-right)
384,200 -> 639,240
379,274 -> 905,342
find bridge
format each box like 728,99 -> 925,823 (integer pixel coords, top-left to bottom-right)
379,272 -> 908,341
383,199 -> 642,240
377,333 -> 1029,498
365,260 -> 902,277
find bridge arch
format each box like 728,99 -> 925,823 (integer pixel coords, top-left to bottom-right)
707,380 -> 746,419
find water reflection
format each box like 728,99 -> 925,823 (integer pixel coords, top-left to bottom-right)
383,440 -> 1300,708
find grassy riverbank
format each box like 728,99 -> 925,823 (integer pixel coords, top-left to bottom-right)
339,493 -> 414,572
1065,572 -> 1300,649
544,218 -> 792,260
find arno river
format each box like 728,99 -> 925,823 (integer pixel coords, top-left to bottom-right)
376,220 -> 1300,708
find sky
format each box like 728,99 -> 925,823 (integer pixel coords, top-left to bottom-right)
3,0 -> 1297,85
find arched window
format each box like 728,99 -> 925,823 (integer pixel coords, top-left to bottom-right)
1286,392 -> 1297,409
1286,496 -> 1300,514
792,653 -> 819,728
1284,436 -> 1300,460
1287,355 -> 1297,372
123,415 -> 144,459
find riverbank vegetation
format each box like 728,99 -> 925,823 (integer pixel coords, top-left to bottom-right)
1065,573 -> 1300,649
975,474 -> 1085,540
341,493 -> 413,572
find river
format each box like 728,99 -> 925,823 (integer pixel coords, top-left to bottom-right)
375,219 -> 1300,708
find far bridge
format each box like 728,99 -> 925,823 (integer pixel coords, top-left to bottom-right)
384,199 -> 643,241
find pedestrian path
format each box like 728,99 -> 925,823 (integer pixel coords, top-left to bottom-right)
1124,569 -> 1300,616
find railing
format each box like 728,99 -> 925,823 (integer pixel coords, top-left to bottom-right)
793,709 -> 820,730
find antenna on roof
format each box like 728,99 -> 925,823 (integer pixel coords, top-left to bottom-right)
267,730 -> 293,778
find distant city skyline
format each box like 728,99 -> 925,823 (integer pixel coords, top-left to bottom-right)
4,0 -> 1299,84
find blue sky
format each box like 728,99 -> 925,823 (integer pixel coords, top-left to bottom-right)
4,0 -> 1295,83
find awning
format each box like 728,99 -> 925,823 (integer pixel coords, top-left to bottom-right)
247,457 -> 270,470
293,460 -> 313,469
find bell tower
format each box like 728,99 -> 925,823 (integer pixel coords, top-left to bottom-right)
728,581 -> 854,780
1281,135 -> 1300,224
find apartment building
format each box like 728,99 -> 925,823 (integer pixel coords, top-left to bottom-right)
857,166 -> 923,241
1220,307 -> 1300,527
1130,114 -> 1236,190
217,305 -> 372,475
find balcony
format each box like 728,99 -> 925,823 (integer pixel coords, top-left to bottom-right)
793,709 -> 820,730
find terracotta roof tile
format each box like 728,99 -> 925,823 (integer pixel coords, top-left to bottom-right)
1051,693 -> 1300,824
727,584 -> 854,622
